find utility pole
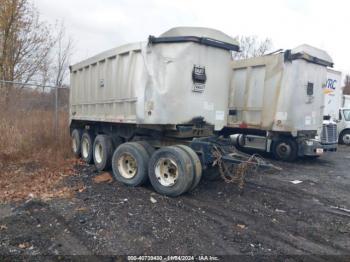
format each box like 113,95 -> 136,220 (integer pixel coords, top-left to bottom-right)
55,86 -> 59,139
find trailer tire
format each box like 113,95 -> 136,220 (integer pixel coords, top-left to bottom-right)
148,146 -> 194,197
174,145 -> 202,191
71,129 -> 82,157
135,141 -> 155,157
81,132 -> 94,164
112,142 -> 150,187
93,135 -> 114,171
272,138 -> 298,162
339,130 -> 350,145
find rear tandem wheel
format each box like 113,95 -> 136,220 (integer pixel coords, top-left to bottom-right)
148,146 -> 194,197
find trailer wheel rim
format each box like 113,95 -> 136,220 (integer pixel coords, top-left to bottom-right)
72,137 -> 78,153
94,143 -> 103,164
276,142 -> 291,159
117,153 -> 138,179
155,158 -> 179,187
343,134 -> 350,145
82,138 -> 89,158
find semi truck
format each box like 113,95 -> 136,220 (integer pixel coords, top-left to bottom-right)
69,27 -> 277,197
322,70 -> 350,145
225,45 -> 337,161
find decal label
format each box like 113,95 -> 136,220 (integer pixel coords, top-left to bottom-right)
215,111 -> 225,121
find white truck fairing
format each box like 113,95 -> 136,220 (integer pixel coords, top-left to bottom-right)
323,69 -> 342,121
321,70 -> 350,145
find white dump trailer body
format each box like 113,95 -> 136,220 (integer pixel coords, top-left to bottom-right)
226,45 -> 337,160
323,69 -> 342,121
70,27 -> 239,131
227,45 -> 332,133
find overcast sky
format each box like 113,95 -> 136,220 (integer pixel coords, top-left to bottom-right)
33,0 -> 349,77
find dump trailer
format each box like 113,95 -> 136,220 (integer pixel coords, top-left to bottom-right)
225,45 -> 337,161
69,27 -> 275,197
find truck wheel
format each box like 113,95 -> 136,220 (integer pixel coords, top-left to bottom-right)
174,145 -> 202,191
71,129 -> 82,157
135,141 -> 155,157
93,135 -> 114,171
112,142 -> 150,187
148,146 -> 194,197
81,132 -> 94,164
339,130 -> 350,145
272,138 -> 298,162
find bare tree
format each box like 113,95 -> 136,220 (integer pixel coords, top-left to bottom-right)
52,22 -> 73,87
37,22 -> 73,91
343,74 -> 350,95
233,35 -> 273,60
0,0 -> 55,103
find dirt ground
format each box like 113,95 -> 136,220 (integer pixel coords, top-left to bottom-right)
0,146 -> 350,259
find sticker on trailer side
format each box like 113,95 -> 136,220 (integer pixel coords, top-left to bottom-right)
305,116 -> 312,125
216,111 -> 225,121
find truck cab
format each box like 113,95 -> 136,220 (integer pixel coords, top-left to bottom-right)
338,108 -> 350,145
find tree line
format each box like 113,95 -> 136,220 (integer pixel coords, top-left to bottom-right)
2,0 -> 348,97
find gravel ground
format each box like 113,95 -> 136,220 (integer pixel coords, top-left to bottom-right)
0,146 -> 350,259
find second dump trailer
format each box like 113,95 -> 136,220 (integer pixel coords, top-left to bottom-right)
225,45 -> 337,161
